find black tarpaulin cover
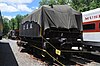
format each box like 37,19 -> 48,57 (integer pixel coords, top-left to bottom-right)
20,5 -> 82,37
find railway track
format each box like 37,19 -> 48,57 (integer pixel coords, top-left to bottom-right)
18,41 -> 100,66
70,55 -> 93,66
79,52 -> 100,63
20,47 -> 100,66
20,48 -> 100,66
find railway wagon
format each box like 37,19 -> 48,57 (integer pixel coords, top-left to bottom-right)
82,8 -> 100,51
0,11 -> 3,40
19,5 -> 83,61
8,29 -> 19,39
82,8 -> 100,42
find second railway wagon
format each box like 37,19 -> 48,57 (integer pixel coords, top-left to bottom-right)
19,5 -> 83,62
8,29 -> 19,39
82,8 -> 100,51
82,8 -> 100,42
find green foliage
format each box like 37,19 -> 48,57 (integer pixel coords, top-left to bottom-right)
48,0 -> 57,5
70,0 -> 100,12
3,17 -> 10,36
2,14 -> 27,36
9,14 -> 25,30
39,0 -> 48,6
15,14 -> 24,29
9,18 -> 17,30
39,0 -> 100,12
39,0 -> 69,6
56,0 -> 67,5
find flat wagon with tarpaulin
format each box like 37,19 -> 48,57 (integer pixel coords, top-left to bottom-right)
18,5 -> 83,64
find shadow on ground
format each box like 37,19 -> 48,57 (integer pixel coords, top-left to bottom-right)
0,42 -> 18,66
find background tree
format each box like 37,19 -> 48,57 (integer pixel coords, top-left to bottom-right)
3,17 -> 10,36
9,14 -> 25,30
48,0 -> 56,5
56,0 -> 67,5
9,18 -> 17,30
39,0 -> 48,6
70,0 -> 100,12
39,0 -> 100,12
2,14 -> 26,36
15,14 -> 24,29
39,0 -> 69,6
